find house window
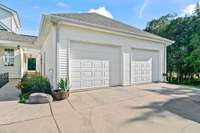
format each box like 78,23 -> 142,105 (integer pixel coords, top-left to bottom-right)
4,48 -> 14,66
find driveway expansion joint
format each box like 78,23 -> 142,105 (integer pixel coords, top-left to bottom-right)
0,115 -> 51,127
48,102 -> 61,133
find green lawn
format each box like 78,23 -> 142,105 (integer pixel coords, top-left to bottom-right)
169,81 -> 200,89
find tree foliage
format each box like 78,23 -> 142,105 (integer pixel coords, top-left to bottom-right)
145,3 -> 200,83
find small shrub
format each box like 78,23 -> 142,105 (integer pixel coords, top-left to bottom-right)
18,75 -> 52,95
19,93 -> 30,103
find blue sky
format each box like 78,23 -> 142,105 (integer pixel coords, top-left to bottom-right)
0,0 -> 199,36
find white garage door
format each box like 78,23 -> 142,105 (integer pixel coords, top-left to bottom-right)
70,60 -> 109,89
131,59 -> 152,83
69,41 -> 121,90
131,49 -> 159,84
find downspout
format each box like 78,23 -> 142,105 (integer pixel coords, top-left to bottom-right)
164,44 -> 167,82
54,22 -> 59,89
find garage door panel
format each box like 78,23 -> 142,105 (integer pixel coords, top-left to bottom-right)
71,80 -> 81,88
82,71 -> 93,78
82,61 -> 93,68
94,80 -> 103,87
70,71 -> 81,78
93,71 -> 103,78
82,80 -> 93,88
104,71 -> 109,78
70,60 -> 81,68
93,61 -> 103,68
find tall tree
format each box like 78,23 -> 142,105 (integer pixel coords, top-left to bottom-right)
195,2 -> 200,16
145,12 -> 200,83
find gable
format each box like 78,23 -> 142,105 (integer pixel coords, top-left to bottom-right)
0,4 -> 20,33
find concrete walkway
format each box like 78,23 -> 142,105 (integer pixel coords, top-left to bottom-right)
0,79 -> 20,101
0,83 -> 200,133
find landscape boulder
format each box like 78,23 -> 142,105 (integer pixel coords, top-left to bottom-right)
28,93 -> 53,104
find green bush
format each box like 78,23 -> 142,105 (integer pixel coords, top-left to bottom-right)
19,93 -> 30,103
19,75 -> 52,95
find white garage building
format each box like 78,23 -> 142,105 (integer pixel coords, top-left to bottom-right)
37,13 -> 173,90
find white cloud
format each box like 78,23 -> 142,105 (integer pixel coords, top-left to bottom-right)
57,2 -> 69,8
181,1 -> 200,16
88,7 -> 113,18
139,0 -> 149,18
32,6 -> 40,9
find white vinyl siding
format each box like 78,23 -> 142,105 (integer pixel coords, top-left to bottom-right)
57,41 -> 68,81
41,27 -> 57,89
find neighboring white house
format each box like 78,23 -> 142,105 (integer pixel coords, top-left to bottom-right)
0,4 -> 40,79
37,13 -> 174,90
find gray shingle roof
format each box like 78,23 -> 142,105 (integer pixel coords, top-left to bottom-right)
0,31 -> 37,44
50,13 -> 172,43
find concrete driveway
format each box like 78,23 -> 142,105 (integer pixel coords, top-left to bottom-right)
0,83 -> 200,133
